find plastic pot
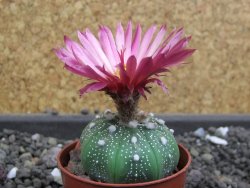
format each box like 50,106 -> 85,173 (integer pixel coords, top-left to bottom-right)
57,140 -> 191,188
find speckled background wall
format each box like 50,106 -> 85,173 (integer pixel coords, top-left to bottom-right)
0,0 -> 250,114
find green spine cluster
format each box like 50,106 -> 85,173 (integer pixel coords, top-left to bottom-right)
80,114 -> 180,183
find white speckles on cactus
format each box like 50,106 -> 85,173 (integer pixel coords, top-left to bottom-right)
160,136 -> 168,145
148,112 -> 154,117
156,118 -> 165,125
128,120 -> 138,128
131,136 -> 137,144
97,139 -> 105,146
170,129 -> 174,134
80,115 -> 180,183
133,154 -> 140,161
146,122 -> 156,129
108,125 -> 116,133
89,122 -> 95,129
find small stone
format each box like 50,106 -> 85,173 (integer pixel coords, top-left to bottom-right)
214,170 -> 221,176
187,169 -> 203,187
19,146 -> 25,153
31,133 -> 41,142
7,167 -> 18,179
17,185 -> 25,188
42,147 -> 61,168
238,182 -> 250,188
24,179 -> 32,186
0,149 -> 6,161
190,147 -> 199,157
43,108 -> 58,115
8,135 -> 16,143
201,153 -> 213,162
205,135 -> 228,145
33,178 -> 42,188
0,164 -> 6,183
51,168 -> 62,185
3,129 -> 15,135
80,108 -> 89,115
194,127 -> 205,138
17,168 -> 31,178
5,182 -> 16,188
20,153 -> 32,162
47,137 -> 57,146
215,127 -> 229,137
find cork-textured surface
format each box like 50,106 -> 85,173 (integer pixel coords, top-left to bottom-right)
0,0 -> 250,114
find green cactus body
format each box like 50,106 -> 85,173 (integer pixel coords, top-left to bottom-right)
80,114 -> 180,183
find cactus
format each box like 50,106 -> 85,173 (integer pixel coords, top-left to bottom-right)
80,113 -> 179,183
55,21 -> 194,184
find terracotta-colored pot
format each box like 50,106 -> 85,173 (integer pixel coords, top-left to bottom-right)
57,140 -> 191,188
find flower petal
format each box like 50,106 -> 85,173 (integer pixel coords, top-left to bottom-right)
144,78 -> 168,94
137,25 -> 156,62
124,21 -> 132,62
126,55 -> 137,82
79,82 -> 107,96
146,25 -> 167,57
99,26 -> 117,67
131,24 -> 142,57
161,49 -> 196,67
116,22 -> 125,53
102,26 -> 120,65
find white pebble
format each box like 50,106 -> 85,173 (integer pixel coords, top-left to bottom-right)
131,136 -> 137,144
170,129 -> 174,134
97,139 -> 105,146
160,136 -> 168,145
157,119 -> 165,125
146,122 -> 156,129
194,127 -> 205,138
95,115 -> 100,118
108,125 -> 116,133
128,120 -> 138,128
51,168 -> 62,185
205,135 -> 228,145
31,133 -> 40,141
7,167 -> 18,179
89,122 -> 95,129
133,154 -> 140,161
215,127 -> 229,137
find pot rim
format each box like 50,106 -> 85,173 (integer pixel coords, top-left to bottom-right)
57,140 -> 191,187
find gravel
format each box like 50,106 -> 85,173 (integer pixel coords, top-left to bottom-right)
0,126 -> 249,188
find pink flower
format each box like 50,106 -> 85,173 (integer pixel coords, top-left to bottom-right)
54,22 -> 195,99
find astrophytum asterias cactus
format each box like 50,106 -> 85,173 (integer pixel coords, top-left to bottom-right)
80,112 -> 179,183
55,21 -> 195,183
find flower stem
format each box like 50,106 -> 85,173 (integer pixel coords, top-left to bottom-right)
107,92 -> 140,123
